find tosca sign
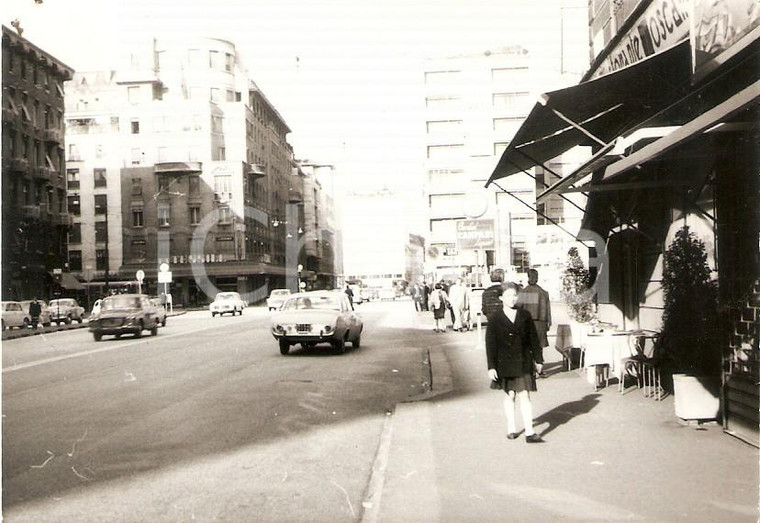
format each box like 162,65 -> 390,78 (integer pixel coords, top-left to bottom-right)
456,219 -> 495,250
591,0 -> 690,79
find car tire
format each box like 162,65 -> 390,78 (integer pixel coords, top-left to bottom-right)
77,317 -> 84,324
162,318 -> 167,327
115,334 -> 121,339
23,318 -> 30,329
239,308 -> 243,315
93,332 -> 102,341
333,337 -> 346,354
135,322 -> 143,338
150,324 -> 158,336
352,333 -> 361,348
211,312 -> 216,317
279,339 -> 290,355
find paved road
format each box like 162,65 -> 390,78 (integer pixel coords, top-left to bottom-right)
2,301 -> 430,521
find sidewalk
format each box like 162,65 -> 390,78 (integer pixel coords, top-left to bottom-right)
367,317 -> 759,522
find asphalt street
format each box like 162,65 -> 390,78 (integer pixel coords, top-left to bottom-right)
2,300 -> 432,521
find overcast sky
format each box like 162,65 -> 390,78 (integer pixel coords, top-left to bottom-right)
3,0 -> 587,194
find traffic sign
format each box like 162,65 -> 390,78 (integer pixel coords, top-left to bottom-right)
158,271 -> 172,283
159,263 -> 170,273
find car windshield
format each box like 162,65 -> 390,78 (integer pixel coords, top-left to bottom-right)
102,297 -> 141,310
271,290 -> 289,297
216,293 -> 238,301
282,295 -> 341,311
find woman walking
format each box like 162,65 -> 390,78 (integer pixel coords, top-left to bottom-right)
486,282 -> 544,442
428,283 -> 449,332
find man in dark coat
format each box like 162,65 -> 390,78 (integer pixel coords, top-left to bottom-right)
481,268 -> 506,319
518,268 -> 552,376
29,298 -> 42,329
486,282 -> 544,442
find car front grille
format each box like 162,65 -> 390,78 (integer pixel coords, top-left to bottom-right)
296,323 -> 311,333
102,318 -> 123,327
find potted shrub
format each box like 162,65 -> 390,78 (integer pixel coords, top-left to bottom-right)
560,247 -> 597,375
661,225 -> 723,420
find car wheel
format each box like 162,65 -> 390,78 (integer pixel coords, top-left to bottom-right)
135,322 -> 143,338
151,324 -> 158,336
279,339 -> 290,355
65,315 -> 72,324
23,318 -> 30,329
352,333 -> 361,348
115,334 -> 121,339
93,332 -> 102,341
77,317 -> 84,323
332,337 -> 346,354
211,312 -> 216,317
162,318 -> 167,327
239,308 -> 243,315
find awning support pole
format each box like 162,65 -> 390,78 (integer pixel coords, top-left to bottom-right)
491,180 -> 592,248
509,150 -> 588,214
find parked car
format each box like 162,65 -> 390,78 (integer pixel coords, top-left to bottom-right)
210,291 -> 246,316
271,291 -> 363,355
266,289 -> 291,311
89,294 -> 160,341
2,301 -> 31,330
48,298 -> 85,324
149,297 -> 167,327
20,300 -> 52,327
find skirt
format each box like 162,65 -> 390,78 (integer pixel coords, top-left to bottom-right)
432,305 -> 447,320
490,372 -> 537,393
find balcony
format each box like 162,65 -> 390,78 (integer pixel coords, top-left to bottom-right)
21,205 -> 41,219
54,212 -> 73,227
43,128 -> 63,143
288,190 -> 303,204
248,163 -> 267,178
10,158 -> 29,172
154,161 -> 203,176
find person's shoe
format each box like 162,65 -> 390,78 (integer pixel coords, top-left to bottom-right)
506,432 -> 519,440
525,434 -> 544,443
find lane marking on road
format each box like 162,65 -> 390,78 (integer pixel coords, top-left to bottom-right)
2,321 -> 259,374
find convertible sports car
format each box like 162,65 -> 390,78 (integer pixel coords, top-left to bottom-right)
271,291 -> 363,355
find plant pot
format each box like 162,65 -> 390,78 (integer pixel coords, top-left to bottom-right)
672,373 -> 721,421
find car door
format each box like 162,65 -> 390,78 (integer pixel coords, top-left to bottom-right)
141,297 -> 156,327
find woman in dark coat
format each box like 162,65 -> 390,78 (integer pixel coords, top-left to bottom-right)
486,282 -> 544,442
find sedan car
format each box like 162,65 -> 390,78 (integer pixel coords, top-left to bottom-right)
271,291 -> 363,355
20,300 -> 52,327
89,294 -> 160,341
2,301 -> 30,330
48,298 -> 85,324
210,291 -> 246,316
266,289 -> 291,311
149,297 -> 167,326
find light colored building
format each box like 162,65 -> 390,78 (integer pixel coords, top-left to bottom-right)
63,36 -> 317,306
2,25 -> 76,300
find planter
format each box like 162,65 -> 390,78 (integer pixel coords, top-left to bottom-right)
673,373 -> 721,421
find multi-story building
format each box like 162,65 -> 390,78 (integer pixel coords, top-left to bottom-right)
423,46 -> 544,284
64,36 -> 313,306
2,25 -> 76,300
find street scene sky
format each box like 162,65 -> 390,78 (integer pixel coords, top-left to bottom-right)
3,0 -> 587,195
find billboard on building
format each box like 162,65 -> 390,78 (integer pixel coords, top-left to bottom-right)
456,219 -> 495,251
691,0 -> 760,78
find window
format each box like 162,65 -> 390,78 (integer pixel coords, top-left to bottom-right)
225,52 -> 234,72
210,88 -> 222,103
493,117 -> 523,134
96,249 -> 108,271
426,120 -> 463,134
95,221 -> 108,242
128,86 -> 140,104
131,148 -> 142,165
427,144 -> 464,161
492,92 -> 531,110
425,96 -> 460,110
190,206 -> 201,225
216,147 -> 226,161
67,195 -> 81,216
131,177 -> 143,195
93,168 -> 107,188
209,50 -> 221,69
132,208 -> 144,227
219,206 -> 232,223
130,118 -> 140,134
494,142 -> 509,156
66,168 -> 80,189
68,143 -> 80,161
226,89 -> 236,102
158,175 -> 170,192
69,250 -> 82,271
158,203 -> 170,226
424,70 -> 460,85
68,223 -> 82,243
94,194 -> 107,215
211,115 -> 223,133
214,175 -> 231,199
189,176 -> 200,196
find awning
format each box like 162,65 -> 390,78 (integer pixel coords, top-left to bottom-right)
51,272 -> 86,290
486,40 -> 693,187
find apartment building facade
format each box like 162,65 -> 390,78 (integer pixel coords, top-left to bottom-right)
64,36 -> 312,306
2,26 -> 76,300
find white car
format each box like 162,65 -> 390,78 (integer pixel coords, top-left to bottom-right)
2,301 -> 31,330
266,289 -> 291,311
210,291 -> 246,316
149,297 -> 167,326
48,298 -> 85,324
271,291 -> 363,355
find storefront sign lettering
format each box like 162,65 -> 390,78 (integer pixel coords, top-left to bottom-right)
592,0 -> 690,79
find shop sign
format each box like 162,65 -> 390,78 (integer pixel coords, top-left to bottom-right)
692,0 -> 760,76
456,219 -> 495,250
591,0 -> 690,79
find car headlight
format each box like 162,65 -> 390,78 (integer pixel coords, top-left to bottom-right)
274,324 -> 285,334
324,325 -> 334,333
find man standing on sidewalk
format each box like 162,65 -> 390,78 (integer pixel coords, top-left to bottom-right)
518,268 -> 552,376
481,268 -> 505,320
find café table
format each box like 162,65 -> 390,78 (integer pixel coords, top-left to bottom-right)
582,331 -> 637,390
